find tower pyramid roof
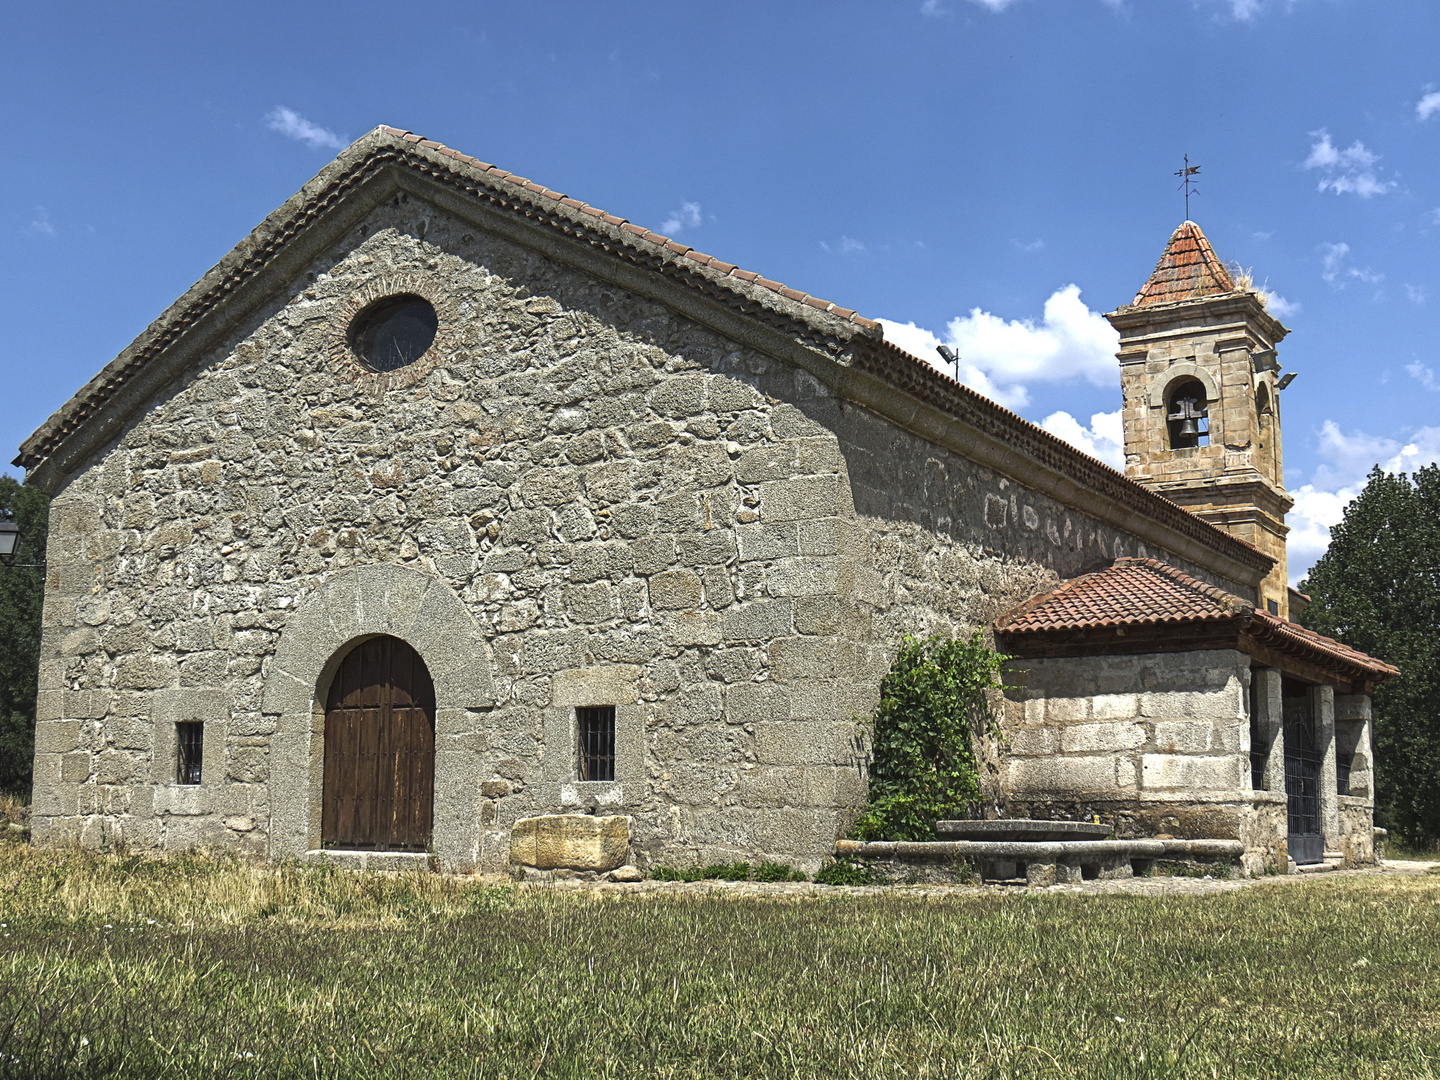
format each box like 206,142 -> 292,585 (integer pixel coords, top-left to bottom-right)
1129,220 -> 1236,308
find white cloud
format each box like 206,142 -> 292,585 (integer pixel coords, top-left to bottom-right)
1417,91 -> 1440,122
1040,410 -> 1125,470
919,0 -> 950,14
1405,284 -> 1428,305
1318,241 -> 1383,288
1319,241 -> 1349,282
1288,421 -> 1440,583
1217,0 -> 1320,19
966,0 -> 1021,9
265,107 -> 347,151
1407,360 -> 1439,390
1303,132 -> 1375,171
660,201 -> 702,235
880,318 -> 1029,409
1263,293 -> 1301,319
879,284 -> 1120,410
1011,238 -> 1044,252
1302,130 -> 1394,198
22,205 -> 55,238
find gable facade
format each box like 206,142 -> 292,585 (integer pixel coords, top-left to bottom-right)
26,127 -> 1369,876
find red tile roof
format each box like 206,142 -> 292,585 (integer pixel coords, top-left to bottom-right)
1246,610 -> 1399,680
13,127 -> 1277,580
376,128 -> 878,331
995,557 -> 1399,683
1129,221 -> 1236,308
995,558 -> 1252,633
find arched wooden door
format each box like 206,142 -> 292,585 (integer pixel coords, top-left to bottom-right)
322,636 -> 436,851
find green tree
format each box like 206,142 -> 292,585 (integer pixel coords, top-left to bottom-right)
852,633 -> 1007,841
1299,464 -> 1440,847
0,477 -> 48,798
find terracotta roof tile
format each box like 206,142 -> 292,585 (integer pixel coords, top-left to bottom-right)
1247,611 -> 1399,679
1129,221 -> 1236,308
995,558 -> 1250,633
996,558 -> 1398,681
372,129 -> 886,333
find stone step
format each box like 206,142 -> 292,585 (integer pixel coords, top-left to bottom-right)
305,849 -> 433,872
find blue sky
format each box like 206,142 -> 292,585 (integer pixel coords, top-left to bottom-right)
3,0 -> 1437,582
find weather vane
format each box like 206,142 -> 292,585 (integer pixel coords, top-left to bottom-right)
1175,155 -> 1201,220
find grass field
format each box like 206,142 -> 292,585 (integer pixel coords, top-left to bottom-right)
0,844 -> 1437,1079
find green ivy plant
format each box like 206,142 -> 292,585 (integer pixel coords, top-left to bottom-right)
851,633 -> 1009,842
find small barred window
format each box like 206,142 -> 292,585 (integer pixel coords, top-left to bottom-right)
577,707 -> 616,782
176,723 -> 203,785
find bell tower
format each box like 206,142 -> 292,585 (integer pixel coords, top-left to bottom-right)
1106,221 -> 1294,617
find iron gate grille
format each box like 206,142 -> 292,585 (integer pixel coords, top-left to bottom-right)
578,706 -> 616,782
1283,690 -> 1323,865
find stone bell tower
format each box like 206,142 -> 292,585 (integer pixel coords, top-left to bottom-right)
1106,221 -> 1295,617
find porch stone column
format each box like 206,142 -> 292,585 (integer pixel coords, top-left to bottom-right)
1335,694 -> 1374,800
1315,684 -> 1338,849
1257,668 -> 1285,793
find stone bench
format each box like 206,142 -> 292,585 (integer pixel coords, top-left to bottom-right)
834,838 -> 1245,886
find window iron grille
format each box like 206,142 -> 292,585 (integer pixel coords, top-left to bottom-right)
577,706 -> 616,782
176,722 -> 203,785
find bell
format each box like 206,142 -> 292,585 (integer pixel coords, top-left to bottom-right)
1177,417 -> 1200,439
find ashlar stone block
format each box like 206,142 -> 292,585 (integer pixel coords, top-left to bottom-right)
1140,754 -> 1242,791
648,568 -> 702,610
1060,722 -> 1144,754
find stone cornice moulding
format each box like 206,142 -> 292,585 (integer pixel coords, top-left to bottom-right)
1107,292 -> 1289,347
20,129 -> 1271,588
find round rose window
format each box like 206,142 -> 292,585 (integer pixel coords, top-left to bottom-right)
348,294 -> 438,373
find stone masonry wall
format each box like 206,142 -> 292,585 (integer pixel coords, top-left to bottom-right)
1000,649 -> 1283,859
31,190 -> 1256,871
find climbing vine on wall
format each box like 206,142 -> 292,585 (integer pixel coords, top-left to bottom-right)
852,633 -> 1009,842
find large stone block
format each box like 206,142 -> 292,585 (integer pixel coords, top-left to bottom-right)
510,814 -> 630,871
649,569 -> 702,610
1061,722 -> 1144,753
1008,755 -> 1118,793
759,476 -> 843,523
552,665 -> 641,707
765,557 -> 837,598
1140,754 -> 1242,791
1006,726 -> 1057,756
723,600 -> 794,642
1153,720 -> 1227,754
768,636 -> 838,680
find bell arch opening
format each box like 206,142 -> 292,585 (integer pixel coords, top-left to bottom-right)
1166,377 -> 1209,449
321,635 -> 436,851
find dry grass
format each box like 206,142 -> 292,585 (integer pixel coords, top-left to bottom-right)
0,845 -> 1437,1078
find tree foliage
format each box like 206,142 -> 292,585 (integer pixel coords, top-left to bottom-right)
0,477 -> 48,797
851,633 -> 1008,842
1299,464 -> 1440,847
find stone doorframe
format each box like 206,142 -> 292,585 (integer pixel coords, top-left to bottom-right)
262,563 -> 495,868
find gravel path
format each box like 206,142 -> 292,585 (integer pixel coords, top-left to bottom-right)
518,860 -> 1434,900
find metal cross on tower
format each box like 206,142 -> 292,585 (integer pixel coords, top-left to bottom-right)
1175,155 -> 1201,220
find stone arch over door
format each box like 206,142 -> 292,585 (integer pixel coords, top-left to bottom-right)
262,563 -> 495,867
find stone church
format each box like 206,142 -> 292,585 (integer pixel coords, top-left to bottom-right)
18,127 -> 1395,875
